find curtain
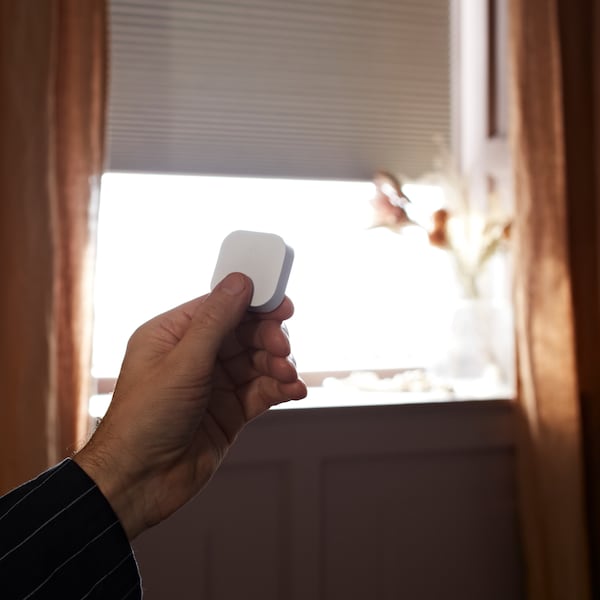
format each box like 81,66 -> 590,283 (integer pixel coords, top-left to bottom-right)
510,0 -> 600,598
0,0 -> 107,494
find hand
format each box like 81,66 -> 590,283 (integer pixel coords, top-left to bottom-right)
75,273 -> 307,539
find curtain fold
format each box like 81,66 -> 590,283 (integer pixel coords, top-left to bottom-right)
557,1 -> 600,590
510,0 -> 600,597
0,0 -> 107,494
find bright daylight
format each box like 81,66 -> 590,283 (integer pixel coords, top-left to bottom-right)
91,172 -> 513,413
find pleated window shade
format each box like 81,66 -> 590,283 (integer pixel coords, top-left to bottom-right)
107,0 -> 450,180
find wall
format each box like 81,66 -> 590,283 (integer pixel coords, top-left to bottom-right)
133,400 -> 523,599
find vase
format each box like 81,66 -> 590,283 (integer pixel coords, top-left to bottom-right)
434,298 -> 514,387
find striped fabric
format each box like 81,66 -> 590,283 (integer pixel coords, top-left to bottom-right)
0,459 -> 141,599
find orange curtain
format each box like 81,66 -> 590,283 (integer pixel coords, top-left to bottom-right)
0,1 -> 107,493
510,0 -> 600,598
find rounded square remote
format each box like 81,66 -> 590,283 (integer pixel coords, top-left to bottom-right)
211,230 -> 294,312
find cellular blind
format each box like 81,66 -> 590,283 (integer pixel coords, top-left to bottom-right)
107,0 -> 450,180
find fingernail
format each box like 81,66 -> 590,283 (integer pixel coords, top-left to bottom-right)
221,273 -> 247,296
288,353 -> 296,367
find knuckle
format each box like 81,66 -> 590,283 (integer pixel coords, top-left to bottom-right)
126,324 -> 146,351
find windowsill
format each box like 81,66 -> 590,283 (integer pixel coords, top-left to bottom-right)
92,366 -> 514,417
274,383 -> 514,410
276,367 -> 514,409
90,380 -> 513,418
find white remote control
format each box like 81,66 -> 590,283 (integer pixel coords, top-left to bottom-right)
211,230 -> 294,312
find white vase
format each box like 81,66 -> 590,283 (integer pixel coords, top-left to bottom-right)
436,298 -> 514,385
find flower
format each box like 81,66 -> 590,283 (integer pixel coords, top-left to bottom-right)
370,171 -> 412,230
370,149 -> 512,298
428,208 -> 450,248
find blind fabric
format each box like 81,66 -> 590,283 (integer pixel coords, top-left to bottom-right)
107,0 -> 450,180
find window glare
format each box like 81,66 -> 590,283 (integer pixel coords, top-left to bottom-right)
92,173 -> 459,378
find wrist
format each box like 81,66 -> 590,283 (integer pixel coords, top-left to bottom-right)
74,443 -> 146,540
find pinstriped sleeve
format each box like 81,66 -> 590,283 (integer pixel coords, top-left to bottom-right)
0,459 -> 142,599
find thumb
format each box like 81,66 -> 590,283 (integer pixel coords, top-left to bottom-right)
175,273 -> 253,369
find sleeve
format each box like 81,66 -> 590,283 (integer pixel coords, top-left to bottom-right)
0,459 -> 142,599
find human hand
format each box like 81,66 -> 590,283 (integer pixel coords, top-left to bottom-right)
75,273 -> 307,539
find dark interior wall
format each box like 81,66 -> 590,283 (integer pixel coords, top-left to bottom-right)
134,400 -> 523,600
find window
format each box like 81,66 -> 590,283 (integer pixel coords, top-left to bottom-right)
91,0 -> 514,415
90,172 -> 513,416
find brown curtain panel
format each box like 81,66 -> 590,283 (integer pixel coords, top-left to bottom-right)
0,0 -> 107,494
510,0 -> 600,598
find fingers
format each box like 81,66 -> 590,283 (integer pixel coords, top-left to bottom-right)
252,352 -> 298,383
217,295 -> 294,358
251,296 -> 295,321
216,350 -> 299,389
132,289 -> 293,361
235,377 -> 308,421
172,273 -> 253,371
219,319 -> 291,360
